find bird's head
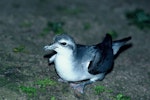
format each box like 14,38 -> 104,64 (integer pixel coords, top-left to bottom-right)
44,34 -> 76,55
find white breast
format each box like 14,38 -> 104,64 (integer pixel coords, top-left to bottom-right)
54,54 -> 92,81
54,54 -> 74,81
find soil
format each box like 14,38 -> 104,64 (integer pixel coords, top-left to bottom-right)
0,0 -> 150,100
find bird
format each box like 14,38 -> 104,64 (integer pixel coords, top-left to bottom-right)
44,33 -> 131,94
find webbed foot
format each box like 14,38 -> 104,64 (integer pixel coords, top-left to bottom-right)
70,83 -> 85,94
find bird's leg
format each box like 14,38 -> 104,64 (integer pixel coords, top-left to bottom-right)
70,74 -> 105,94
70,80 -> 93,94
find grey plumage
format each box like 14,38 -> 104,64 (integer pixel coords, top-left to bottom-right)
44,34 -> 131,93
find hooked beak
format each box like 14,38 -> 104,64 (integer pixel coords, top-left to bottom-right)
44,43 -> 57,51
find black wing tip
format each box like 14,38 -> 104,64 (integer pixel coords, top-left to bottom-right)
105,33 -> 112,40
106,33 -> 112,38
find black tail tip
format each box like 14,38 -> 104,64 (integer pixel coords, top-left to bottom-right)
126,36 -> 132,41
120,36 -> 132,42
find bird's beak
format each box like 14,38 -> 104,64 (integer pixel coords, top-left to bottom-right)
44,43 -> 58,51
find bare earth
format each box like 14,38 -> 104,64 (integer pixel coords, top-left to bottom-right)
0,0 -> 150,100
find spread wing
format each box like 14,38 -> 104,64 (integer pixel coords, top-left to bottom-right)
88,34 -> 114,75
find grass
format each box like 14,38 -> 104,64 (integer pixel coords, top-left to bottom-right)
94,85 -> 112,95
0,77 -> 20,93
94,85 -> 130,100
19,86 -> 37,96
13,45 -> 26,53
115,93 -> 131,100
107,30 -> 118,39
94,85 -> 105,94
0,77 -> 10,87
35,78 -> 57,88
126,8 -> 150,29
50,96 -> 56,100
83,22 -> 91,30
18,78 -> 57,97
40,21 -> 65,36
47,21 -> 65,34
20,20 -> 32,28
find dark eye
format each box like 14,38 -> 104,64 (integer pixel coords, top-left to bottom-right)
60,42 -> 67,46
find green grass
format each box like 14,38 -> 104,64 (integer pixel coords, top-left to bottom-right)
94,85 -> 112,95
126,8 -> 150,29
35,78 -> 57,88
83,22 -> 91,30
13,45 -> 26,53
50,96 -> 56,100
19,78 -> 57,97
94,85 -> 105,94
20,20 -> 32,28
19,86 -> 37,96
107,30 -> 118,39
47,21 -> 65,34
40,27 -> 51,36
94,85 -> 130,100
115,93 -> 131,100
0,77 -> 10,87
40,21 -> 65,36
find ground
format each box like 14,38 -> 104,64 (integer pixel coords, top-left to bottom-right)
0,0 -> 150,100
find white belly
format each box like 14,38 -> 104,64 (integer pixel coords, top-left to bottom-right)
54,55 -> 92,81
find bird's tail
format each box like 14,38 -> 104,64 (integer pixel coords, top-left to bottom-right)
112,36 -> 131,55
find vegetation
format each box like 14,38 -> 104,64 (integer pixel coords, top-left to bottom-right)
20,20 -> 32,28
107,30 -> 118,39
18,78 -> 57,97
35,78 -> 57,88
94,85 -> 105,94
94,85 -> 130,100
40,21 -> 65,36
19,86 -> 37,96
94,85 -> 112,95
13,45 -> 26,53
50,96 -> 56,100
83,22 -> 91,30
115,93 -> 131,100
126,8 -> 150,29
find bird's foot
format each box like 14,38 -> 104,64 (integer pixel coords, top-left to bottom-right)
70,83 -> 85,94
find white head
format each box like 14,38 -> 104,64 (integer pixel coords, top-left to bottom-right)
44,34 -> 76,55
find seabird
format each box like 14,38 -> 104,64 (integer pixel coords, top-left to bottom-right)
44,34 -> 131,93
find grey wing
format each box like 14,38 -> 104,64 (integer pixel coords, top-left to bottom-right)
76,44 -> 96,66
